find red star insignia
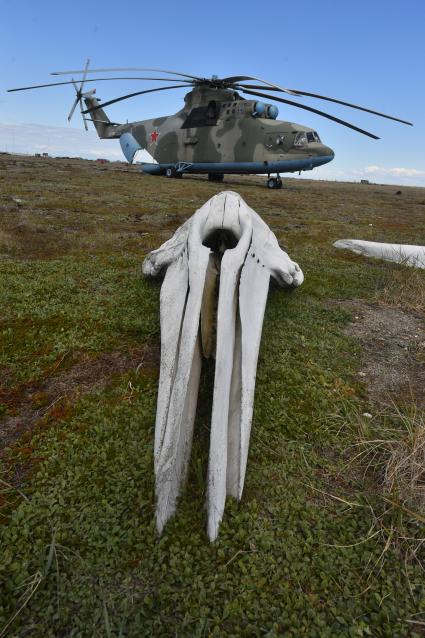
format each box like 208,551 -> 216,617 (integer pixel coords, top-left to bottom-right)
150,130 -> 159,143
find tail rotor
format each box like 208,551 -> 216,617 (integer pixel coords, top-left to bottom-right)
67,59 -> 95,130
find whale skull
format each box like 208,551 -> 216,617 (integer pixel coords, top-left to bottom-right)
143,191 -> 304,541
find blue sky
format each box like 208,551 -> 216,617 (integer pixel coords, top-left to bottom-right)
1,0 -> 424,185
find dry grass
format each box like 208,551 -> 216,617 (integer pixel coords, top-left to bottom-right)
381,408 -> 425,515
336,405 -> 425,586
322,405 -> 425,589
374,262 -> 425,314
346,405 -> 425,517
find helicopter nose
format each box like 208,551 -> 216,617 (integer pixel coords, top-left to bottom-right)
319,144 -> 334,158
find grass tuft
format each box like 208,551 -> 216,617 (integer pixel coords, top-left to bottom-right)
331,404 -> 425,588
374,261 -> 425,313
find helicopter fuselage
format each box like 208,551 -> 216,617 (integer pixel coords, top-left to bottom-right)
89,86 -> 334,178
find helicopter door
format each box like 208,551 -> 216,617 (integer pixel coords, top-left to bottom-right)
182,128 -> 198,162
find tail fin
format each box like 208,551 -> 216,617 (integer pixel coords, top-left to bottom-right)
83,95 -> 120,139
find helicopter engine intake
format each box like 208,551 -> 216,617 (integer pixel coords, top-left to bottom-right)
252,101 -> 266,117
252,101 -> 279,119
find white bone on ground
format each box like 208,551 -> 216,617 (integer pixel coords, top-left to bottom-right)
333,239 -> 425,269
144,191 -> 304,541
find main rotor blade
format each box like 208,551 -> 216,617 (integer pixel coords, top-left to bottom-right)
237,84 -> 412,126
241,88 -> 380,139
81,84 -> 189,113
224,75 -> 299,95
8,77 -> 194,93
288,89 -> 412,126
52,66 -> 203,81
236,84 -> 290,90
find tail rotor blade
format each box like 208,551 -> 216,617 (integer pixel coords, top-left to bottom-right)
79,58 -> 90,93
79,100 -> 88,131
67,95 -> 80,122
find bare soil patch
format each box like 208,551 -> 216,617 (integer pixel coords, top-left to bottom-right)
340,300 -> 425,407
0,344 -> 159,450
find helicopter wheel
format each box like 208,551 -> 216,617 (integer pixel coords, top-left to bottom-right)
208,173 -> 224,183
165,167 -> 177,178
267,177 -> 283,189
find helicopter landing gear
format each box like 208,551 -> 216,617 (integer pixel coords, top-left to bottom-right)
208,173 -> 224,183
266,175 -> 283,189
165,166 -> 182,178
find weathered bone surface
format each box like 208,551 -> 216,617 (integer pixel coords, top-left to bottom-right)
143,191 -> 303,541
334,239 -> 425,269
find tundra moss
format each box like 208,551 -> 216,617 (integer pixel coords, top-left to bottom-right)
0,156 -> 424,636
0,256 -> 159,387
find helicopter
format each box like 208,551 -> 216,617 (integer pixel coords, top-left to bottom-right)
8,61 -> 412,189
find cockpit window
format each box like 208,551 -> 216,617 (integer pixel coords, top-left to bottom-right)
306,131 -> 321,143
294,132 -> 307,147
294,130 -> 321,146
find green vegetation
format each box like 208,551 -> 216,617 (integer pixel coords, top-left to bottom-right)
0,155 -> 424,636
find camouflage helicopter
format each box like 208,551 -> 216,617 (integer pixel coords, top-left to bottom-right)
8,61 -> 412,189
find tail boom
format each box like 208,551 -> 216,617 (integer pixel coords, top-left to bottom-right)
83,96 -> 121,139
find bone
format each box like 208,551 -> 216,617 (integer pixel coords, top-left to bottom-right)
334,239 -> 425,269
200,253 -> 220,359
143,191 -> 303,541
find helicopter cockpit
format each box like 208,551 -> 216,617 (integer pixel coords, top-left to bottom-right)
294,130 -> 322,146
